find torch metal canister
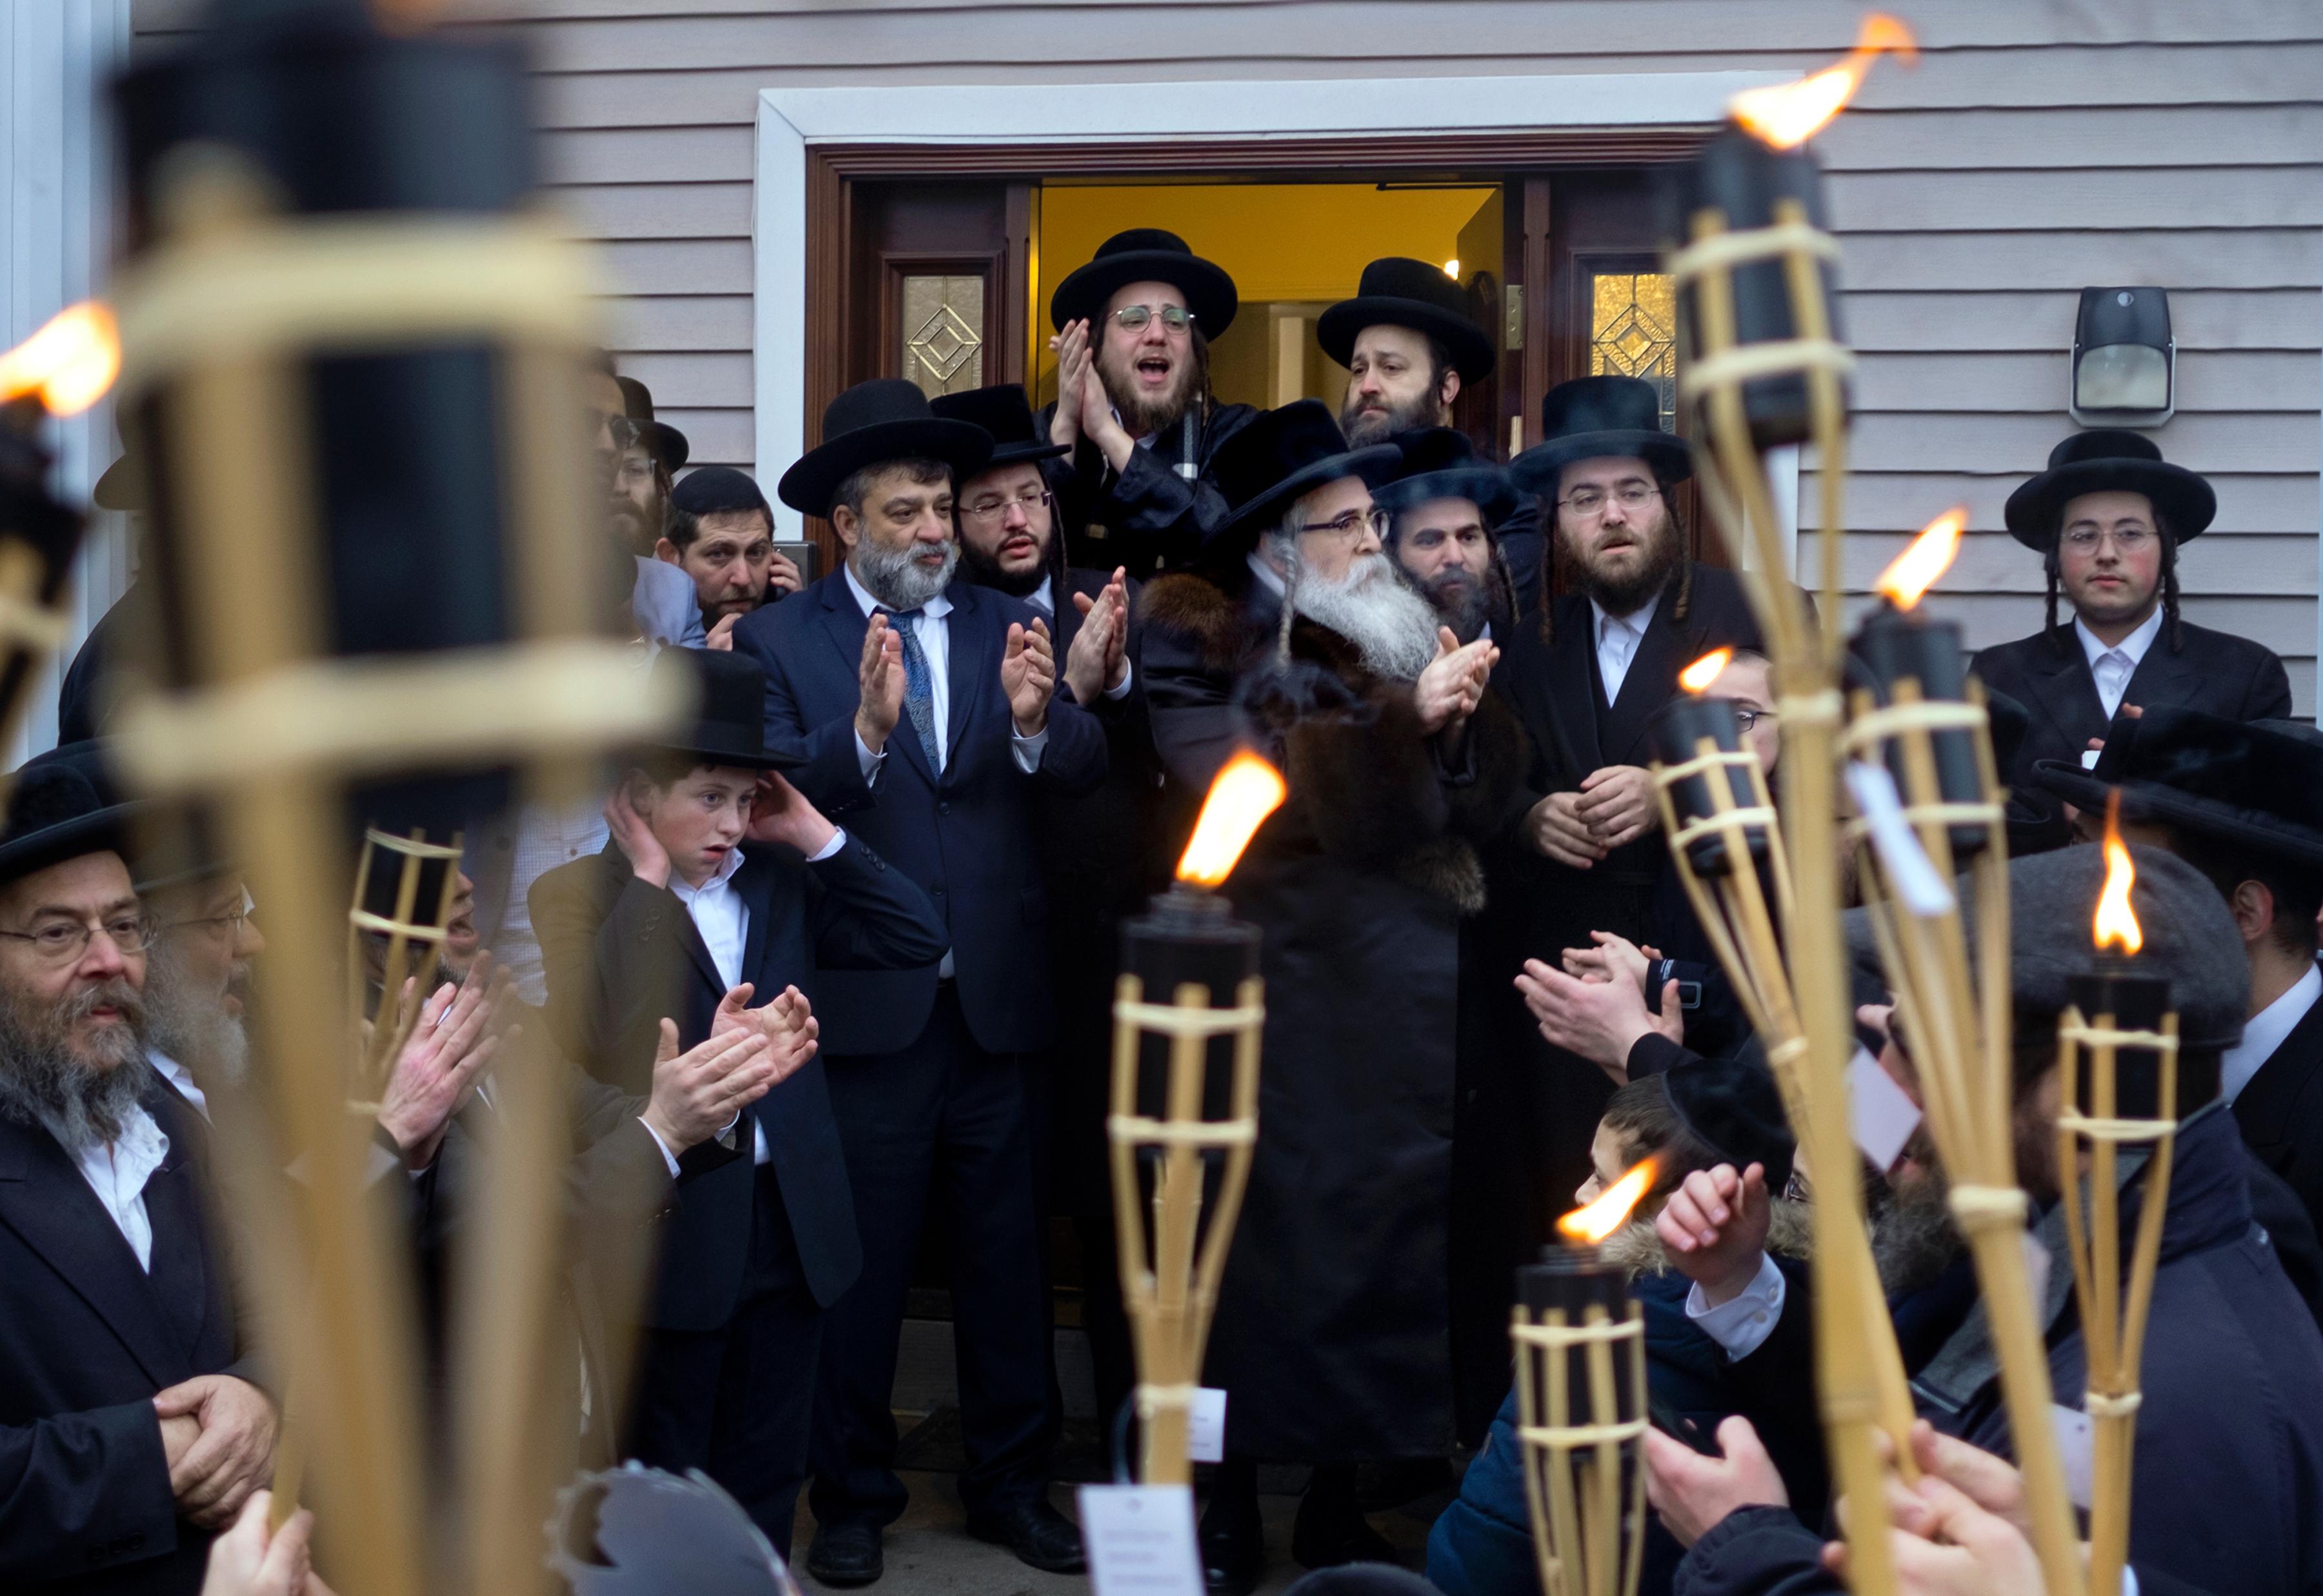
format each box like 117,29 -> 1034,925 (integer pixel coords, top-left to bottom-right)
1108,752 -> 1277,1485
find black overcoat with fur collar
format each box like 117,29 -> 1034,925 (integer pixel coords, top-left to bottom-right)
1139,556 -> 1528,1460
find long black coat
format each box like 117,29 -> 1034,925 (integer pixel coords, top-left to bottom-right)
0,1089 -> 258,1595
2237,980 -> 2323,1255
1140,559 -> 1527,1461
1036,401 -> 1259,575
1972,619 -> 2292,853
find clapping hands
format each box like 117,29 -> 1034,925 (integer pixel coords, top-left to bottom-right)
1064,566 -> 1131,704
1002,618 -> 1057,735
1414,627 -> 1497,735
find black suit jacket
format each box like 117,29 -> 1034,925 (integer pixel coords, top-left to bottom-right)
0,1090 -> 254,1593
530,834 -> 945,1328
2237,981 -> 2323,1252
732,571 -> 1108,1057
1972,620 -> 2293,853
1030,568 -> 1165,934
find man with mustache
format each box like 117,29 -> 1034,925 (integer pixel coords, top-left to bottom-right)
0,757 -> 277,1595
1379,428 -> 1519,646
1040,229 -> 1257,573
1141,402 -> 1518,1591
932,381 -> 1158,1437
734,379 -> 1108,1584
1320,257 -> 1495,450
1973,430 -> 2289,855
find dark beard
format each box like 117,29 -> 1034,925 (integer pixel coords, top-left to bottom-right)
1555,512 -> 1683,615
0,978 -> 151,1150
145,941 -> 250,1084
1871,1162 -> 1964,1298
1405,564 -> 1492,643
957,535 -> 1051,600
1098,344 -> 1200,439
1340,389 -> 1438,448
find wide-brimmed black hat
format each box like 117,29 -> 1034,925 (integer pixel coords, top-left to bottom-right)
1509,375 -> 1691,495
1374,427 -> 1518,525
92,446 -> 146,514
928,384 -> 1070,471
643,648 -> 799,772
1207,401 -> 1402,551
2033,706 -> 2323,873
776,379 -> 992,519
1662,1060 -> 1795,1193
616,375 -> 690,474
2002,429 -> 2214,551
0,744 -> 138,886
1048,228 -> 1238,338
1318,256 -> 1495,383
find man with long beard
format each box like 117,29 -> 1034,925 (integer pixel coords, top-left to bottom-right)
0,759 -> 277,1595
1379,428 -> 1518,646
735,379 -> 1108,1584
1141,401 -> 1519,1591
1040,229 -> 1257,573
1482,374 -> 1765,1266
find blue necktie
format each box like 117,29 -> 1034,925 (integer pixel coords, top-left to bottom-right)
880,608 -> 941,772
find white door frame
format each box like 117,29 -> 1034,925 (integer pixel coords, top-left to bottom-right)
750,70 -> 1784,535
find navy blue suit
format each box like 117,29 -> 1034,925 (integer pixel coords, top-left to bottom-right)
530,830 -> 945,1555
732,569 -> 1106,1528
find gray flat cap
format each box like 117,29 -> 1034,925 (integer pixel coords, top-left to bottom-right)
1843,842 -> 2247,1050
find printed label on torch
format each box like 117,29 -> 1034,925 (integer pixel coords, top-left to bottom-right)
1189,1387 -> 1228,1463
1077,1484 -> 1205,1596
1847,1045 -> 1921,1172
1845,761 -> 1957,916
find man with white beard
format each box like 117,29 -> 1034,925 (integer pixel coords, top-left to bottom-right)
1141,401 -> 1525,1592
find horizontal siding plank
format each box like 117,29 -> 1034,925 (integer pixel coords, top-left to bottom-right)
1838,530 -> 2318,597
1850,349 -> 2320,416
657,406 -> 754,464
596,238 -> 752,295
1838,412 -> 2317,477
544,125 -> 753,185
598,294 -> 755,350
607,350 -> 754,407
1842,290 -> 2321,354
553,181 -> 752,240
1836,230 -> 2319,292
1826,167 -> 2323,234
1804,472 -> 2320,535
1815,105 -> 2323,172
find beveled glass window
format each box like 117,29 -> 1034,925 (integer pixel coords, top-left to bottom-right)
901,274 -> 985,398
1589,272 -> 1678,432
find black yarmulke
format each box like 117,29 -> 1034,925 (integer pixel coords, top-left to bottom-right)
1662,1059 -> 1796,1192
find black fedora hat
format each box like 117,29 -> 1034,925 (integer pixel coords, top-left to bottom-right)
616,375 -> 690,474
1318,256 -> 1495,383
1663,1059 -> 1795,1194
1207,401 -> 1402,552
2032,706 -> 2323,873
1374,427 -> 1518,525
643,647 -> 799,772
1509,374 -> 1691,495
0,744 -> 139,886
776,379 -> 992,518
1049,228 -> 1238,338
2002,428 -> 2214,552
928,384 -> 1070,471
93,447 -> 146,514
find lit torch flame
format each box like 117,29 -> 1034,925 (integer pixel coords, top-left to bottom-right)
0,303 -> 120,417
2094,790 -> 2142,955
1730,13 -> 1918,149
1874,506 -> 1969,612
1556,1157 -> 1658,1246
1679,648 -> 1735,695
1176,751 -> 1287,888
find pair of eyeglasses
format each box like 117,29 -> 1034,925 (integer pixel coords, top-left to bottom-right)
590,412 -> 643,450
1109,304 -> 1195,334
2061,526 -> 2153,554
0,914 -> 159,964
1731,706 -> 1776,732
961,488 -> 1054,525
1297,506 -> 1389,543
162,890 -> 257,939
1557,483 -> 1662,518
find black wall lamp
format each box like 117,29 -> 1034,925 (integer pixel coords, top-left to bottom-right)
2071,286 -> 2174,427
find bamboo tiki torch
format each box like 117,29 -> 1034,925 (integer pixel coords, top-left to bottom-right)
1664,17 -> 1917,1591
347,828 -> 465,1106
1108,751 -> 1281,1483
1511,1161 -> 1654,1596
2057,801 -> 2182,1596
105,4 -> 686,1592
1645,657 -> 1920,1470
1842,511 -> 2080,1595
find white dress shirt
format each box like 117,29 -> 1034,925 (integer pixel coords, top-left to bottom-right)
1684,1252 -> 1787,1361
495,793 -> 613,1006
1591,591 -> 1661,706
148,1050 -> 209,1122
2223,961 -> 2322,1106
842,564 -> 1051,778
1027,575 -> 1136,701
2075,606 -> 2164,721
72,1104 -> 171,1272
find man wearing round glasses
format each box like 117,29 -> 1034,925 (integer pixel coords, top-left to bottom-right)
1973,429 -> 2288,854
1039,229 -> 1258,572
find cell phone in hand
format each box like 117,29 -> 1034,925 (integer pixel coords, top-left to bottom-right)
1648,1395 -> 1722,1456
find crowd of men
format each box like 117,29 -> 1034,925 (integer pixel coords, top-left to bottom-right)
6,224 -> 2323,1596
